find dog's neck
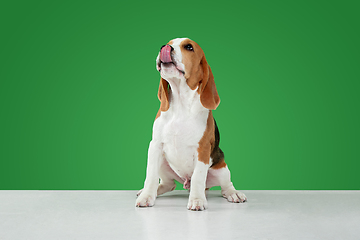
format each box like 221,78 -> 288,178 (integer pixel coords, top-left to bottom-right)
164,76 -> 207,116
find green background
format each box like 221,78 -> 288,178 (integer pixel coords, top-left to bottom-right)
1,0 -> 359,190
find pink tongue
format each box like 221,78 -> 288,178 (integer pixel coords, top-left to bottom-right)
160,45 -> 172,63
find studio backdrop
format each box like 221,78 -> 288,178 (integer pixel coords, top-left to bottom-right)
1,0 -> 359,190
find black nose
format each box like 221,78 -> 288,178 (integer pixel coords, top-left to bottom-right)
160,45 -> 174,52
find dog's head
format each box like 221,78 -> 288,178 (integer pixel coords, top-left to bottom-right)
156,38 -> 220,111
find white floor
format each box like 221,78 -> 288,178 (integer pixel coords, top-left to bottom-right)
0,190 -> 359,240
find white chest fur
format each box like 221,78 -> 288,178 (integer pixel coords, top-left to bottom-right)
152,76 -> 209,179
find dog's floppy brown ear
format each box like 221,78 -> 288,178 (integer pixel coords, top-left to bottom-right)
158,77 -> 170,111
199,56 -> 220,110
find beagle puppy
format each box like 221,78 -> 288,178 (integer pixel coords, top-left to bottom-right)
136,38 -> 247,210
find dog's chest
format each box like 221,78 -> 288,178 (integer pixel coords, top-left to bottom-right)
156,110 -> 208,178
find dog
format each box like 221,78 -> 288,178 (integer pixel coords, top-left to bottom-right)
135,38 -> 247,210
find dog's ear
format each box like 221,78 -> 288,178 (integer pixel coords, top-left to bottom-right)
199,56 -> 220,110
158,77 -> 170,111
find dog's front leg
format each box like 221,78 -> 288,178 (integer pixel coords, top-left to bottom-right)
135,140 -> 162,207
187,159 -> 210,211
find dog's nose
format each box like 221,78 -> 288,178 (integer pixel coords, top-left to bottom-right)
160,45 -> 173,63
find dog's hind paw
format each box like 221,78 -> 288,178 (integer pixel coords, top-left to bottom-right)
222,189 -> 247,203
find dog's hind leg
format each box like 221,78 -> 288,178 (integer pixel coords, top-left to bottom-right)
207,162 -> 247,203
157,160 -> 181,196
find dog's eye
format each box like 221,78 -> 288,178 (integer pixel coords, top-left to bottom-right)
184,44 -> 194,52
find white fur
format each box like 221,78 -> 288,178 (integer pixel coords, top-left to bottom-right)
168,38 -> 186,72
136,38 -> 247,210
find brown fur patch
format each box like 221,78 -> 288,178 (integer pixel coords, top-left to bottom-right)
179,39 -> 220,110
180,39 -> 205,90
197,111 -> 215,165
157,78 -> 170,112
210,160 -> 227,169
199,65 -> 220,110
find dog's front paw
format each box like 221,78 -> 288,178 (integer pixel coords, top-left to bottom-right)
187,198 -> 208,211
222,189 -> 247,203
135,192 -> 156,207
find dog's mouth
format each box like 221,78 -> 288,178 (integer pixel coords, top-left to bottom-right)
157,61 -> 185,75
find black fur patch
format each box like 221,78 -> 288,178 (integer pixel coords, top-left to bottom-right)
210,117 -> 225,168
